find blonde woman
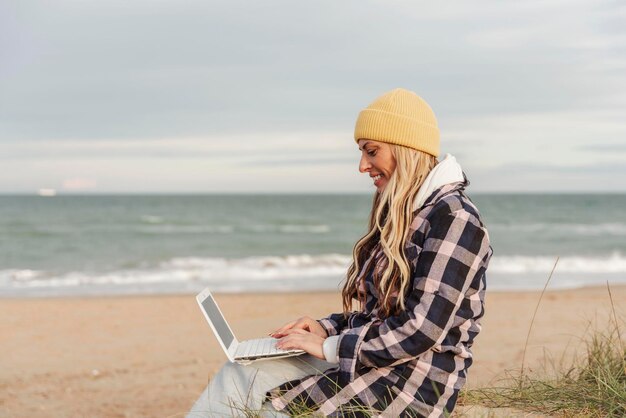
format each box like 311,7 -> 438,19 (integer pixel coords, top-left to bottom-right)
188,88 -> 493,417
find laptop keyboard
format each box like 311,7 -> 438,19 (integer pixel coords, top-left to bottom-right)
235,337 -> 302,358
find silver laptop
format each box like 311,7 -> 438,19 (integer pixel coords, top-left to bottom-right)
196,287 -> 306,364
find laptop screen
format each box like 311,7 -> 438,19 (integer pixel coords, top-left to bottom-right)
201,295 -> 234,348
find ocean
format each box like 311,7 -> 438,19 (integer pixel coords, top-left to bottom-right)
1,194 -> 625,297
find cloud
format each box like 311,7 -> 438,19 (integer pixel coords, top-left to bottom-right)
0,131 -> 355,160
2,0 -> 625,142
579,143 -> 626,153
0,0 -> 625,192
464,160 -> 626,192
491,161 -> 626,174
242,156 -> 356,167
62,177 -> 97,191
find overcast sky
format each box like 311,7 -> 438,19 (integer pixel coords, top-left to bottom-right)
1,0 -> 625,193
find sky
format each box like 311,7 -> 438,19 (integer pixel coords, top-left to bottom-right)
1,0 -> 625,194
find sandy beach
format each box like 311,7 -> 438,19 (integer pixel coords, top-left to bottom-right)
1,285 -> 623,417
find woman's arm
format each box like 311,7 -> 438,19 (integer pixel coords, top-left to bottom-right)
335,204 -> 492,383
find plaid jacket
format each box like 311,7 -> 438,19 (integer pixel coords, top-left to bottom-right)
267,178 -> 493,417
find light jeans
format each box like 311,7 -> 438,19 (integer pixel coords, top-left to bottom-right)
187,354 -> 337,418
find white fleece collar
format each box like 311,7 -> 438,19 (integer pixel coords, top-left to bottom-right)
412,153 -> 464,211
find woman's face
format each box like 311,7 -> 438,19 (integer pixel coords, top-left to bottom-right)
358,139 -> 397,193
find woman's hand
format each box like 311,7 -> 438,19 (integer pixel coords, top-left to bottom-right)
275,329 -> 326,360
270,316 -> 328,339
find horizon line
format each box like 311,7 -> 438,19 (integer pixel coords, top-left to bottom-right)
1,190 -> 626,196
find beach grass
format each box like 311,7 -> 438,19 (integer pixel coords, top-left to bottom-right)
459,318 -> 625,417
458,282 -> 626,417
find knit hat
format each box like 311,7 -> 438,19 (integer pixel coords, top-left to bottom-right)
354,88 -> 440,157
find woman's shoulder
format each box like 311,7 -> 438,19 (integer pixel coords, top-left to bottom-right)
432,189 -> 482,217
418,187 -> 488,234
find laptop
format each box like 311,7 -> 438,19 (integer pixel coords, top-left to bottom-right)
196,287 -> 306,364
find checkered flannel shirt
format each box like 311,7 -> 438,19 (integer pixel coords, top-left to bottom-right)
268,179 -> 493,417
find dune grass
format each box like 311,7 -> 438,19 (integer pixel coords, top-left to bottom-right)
459,282 -> 626,417
459,318 -> 625,417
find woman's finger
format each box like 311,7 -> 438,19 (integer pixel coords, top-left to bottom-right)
277,334 -> 305,350
270,318 -> 310,336
276,335 -> 295,349
270,329 -> 302,338
277,328 -> 308,336
269,320 -> 296,335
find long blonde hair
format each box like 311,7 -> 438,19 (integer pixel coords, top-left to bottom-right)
342,145 -> 438,318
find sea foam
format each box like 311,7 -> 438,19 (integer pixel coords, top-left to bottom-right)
2,252 -> 626,297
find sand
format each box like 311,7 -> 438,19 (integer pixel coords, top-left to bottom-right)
1,285 -> 624,417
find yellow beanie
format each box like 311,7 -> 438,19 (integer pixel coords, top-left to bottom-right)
354,88 -> 440,157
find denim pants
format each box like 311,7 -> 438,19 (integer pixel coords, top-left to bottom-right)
187,354 -> 336,417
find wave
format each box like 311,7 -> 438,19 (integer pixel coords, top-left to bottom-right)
2,222 -> 331,236
246,224 -> 331,234
2,253 -> 625,296
0,254 -> 352,290
488,252 -> 626,274
134,225 -> 235,234
134,223 -> 330,234
140,215 -> 164,224
489,222 -> 626,236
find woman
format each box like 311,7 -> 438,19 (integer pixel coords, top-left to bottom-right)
188,88 -> 493,417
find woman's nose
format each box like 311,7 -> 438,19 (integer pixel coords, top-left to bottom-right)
359,154 -> 370,173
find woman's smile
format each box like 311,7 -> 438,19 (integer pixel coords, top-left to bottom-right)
371,173 -> 383,187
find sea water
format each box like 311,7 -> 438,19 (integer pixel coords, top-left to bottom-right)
1,193 -> 624,297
